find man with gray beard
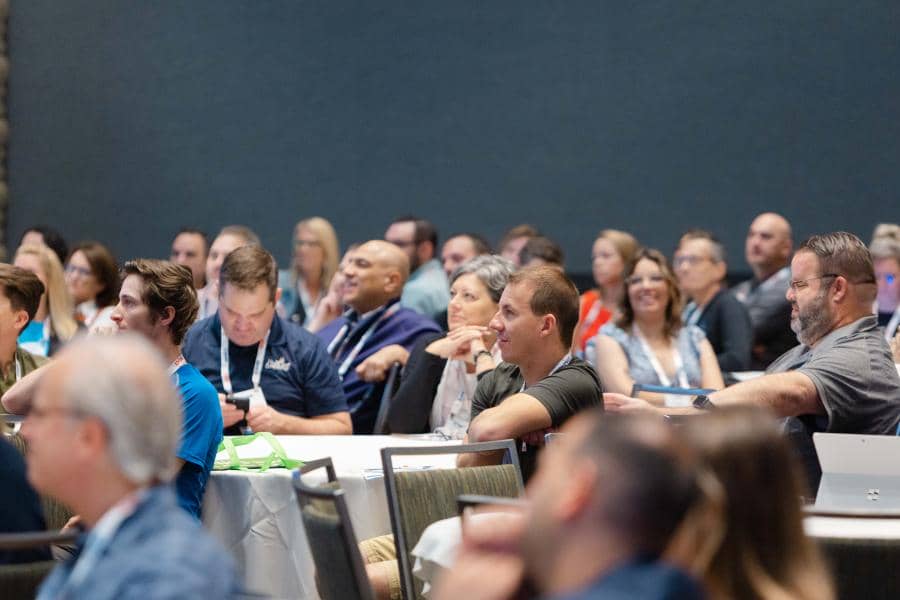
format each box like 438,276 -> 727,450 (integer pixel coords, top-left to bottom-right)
607,232 -> 900,489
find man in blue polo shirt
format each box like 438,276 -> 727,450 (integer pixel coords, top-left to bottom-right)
184,245 -> 351,435
110,259 -> 223,519
316,240 -> 441,433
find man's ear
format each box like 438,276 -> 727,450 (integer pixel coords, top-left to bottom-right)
539,314 -> 557,339
77,416 -> 110,460
159,306 -> 176,328
554,460 -> 597,523
831,276 -> 849,303
714,261 -> 727,282
384,270 -> 403,296
13,310 -> 30,335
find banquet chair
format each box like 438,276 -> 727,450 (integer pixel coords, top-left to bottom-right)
381,440 -> 523,600
0,530 -> 79,600
292,458 -> 375,600
372,362 -> 402,434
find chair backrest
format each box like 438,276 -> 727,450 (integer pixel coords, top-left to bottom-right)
372,362 -> 402,434
381,440 -> 524,600
292,459 -> 375,600
0,530 -> 79,600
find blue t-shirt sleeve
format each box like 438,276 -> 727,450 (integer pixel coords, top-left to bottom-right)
176,367 -> 223,468
298,334 -> 349,417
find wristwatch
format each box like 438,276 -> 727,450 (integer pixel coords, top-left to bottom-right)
472,350 -> 493,363
692,394 -> 716,411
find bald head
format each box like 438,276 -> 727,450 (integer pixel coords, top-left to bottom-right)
746,212 -> 793,279
342,240 -> 410,313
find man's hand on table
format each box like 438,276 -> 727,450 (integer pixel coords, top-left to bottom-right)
246,403 -> 283,433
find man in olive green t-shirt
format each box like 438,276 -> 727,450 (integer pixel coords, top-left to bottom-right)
0,264 -> 49,425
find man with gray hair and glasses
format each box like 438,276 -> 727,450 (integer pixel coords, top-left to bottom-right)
608,231 -> 900,489
22,335 -> 239,599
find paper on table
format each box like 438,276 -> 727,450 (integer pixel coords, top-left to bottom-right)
215,435 -> 281,463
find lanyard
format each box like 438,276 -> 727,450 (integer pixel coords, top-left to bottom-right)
330,303 -> 401,380
633,326 -> 689,388
167,354 -> 185,376
684,301 -> 704,328
220,327 -> 270,395
885,306 -> 900,343
51,490 -> 146,599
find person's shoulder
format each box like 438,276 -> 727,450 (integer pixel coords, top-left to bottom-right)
178,363 -> 218,399
18,347 -> 48,369
591,560 -> 705,600
393,307 -> 442,332
183,315 -> 217,347
552,357 -> 602,385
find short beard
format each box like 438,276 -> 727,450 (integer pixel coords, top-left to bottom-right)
791,288 -> 832,346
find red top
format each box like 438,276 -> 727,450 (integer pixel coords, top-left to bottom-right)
577,290 -> 613,351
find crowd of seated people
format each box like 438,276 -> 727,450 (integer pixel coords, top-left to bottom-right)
1,214 -> 899,599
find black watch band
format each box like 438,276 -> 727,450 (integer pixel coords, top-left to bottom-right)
692,394 -> 715,411
473,350 -> 493,363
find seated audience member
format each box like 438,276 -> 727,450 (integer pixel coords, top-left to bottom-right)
306,244 -> 357,333
431,411 -> 705,600
316,241 -> 442,433
576,229 -> 639,357
518,235 -> 564,270
498,224 -> 539,267
434,233 -> 492,329
22,335 -> 239,599
672,406 -> 834,600
111,260 -> 222,519
13,244 -> 79,356
385,255 -> 514,437
19,225 -> 68,266
277,217 -> 339,328
675,230 -> 752,372
592,249 -> 723,405
732,213 -> 797,369
607,232 -> 900,488
460,266 -> 603,480
870,223 -> 900,341
197,225 -> 260,320
0,265 -> 49,420
169,228 -> 209,290
65,241 -> 120,331
0,436 -> 50,564
440,233 -> 492,278
385,215 -> 449,321
183,246 -> 351,435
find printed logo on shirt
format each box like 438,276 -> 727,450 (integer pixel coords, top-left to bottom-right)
265,357 -> 292,372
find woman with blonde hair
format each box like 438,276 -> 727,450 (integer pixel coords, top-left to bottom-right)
576,229 -> 639,355
673,406 -> 834,600
277,217 -> 339,328
13,244 -> 79,356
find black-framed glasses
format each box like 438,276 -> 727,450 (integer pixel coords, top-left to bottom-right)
789,273 -> 838,292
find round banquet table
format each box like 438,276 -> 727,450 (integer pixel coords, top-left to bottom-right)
202,434 -> 459,599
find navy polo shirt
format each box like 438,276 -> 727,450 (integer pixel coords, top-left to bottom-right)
183,313 -> 348,425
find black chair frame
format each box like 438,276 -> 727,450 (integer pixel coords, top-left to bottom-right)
381,439 -> 523,600
292,457 -> 374,600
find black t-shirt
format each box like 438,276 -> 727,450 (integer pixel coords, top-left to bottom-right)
470,357 -> 603,480
0,437 -> 50,564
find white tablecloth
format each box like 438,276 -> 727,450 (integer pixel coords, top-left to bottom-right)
203,435 -> 459,600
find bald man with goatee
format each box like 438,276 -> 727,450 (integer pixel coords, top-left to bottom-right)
733,212 -> 797,369
316,241 -> 441,433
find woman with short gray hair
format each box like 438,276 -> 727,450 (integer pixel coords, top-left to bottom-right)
386,255 -> 514,437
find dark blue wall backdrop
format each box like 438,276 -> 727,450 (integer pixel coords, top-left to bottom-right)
7,2 -> 900,273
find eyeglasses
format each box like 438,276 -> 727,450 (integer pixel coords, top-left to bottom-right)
788,274 -> 838,292
626,274 -> 666,286
673,255 -> 712,268
65,265 -> 93,278
293,239 -> 320,248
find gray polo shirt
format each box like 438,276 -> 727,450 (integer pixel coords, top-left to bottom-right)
768,315 -> 900,436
